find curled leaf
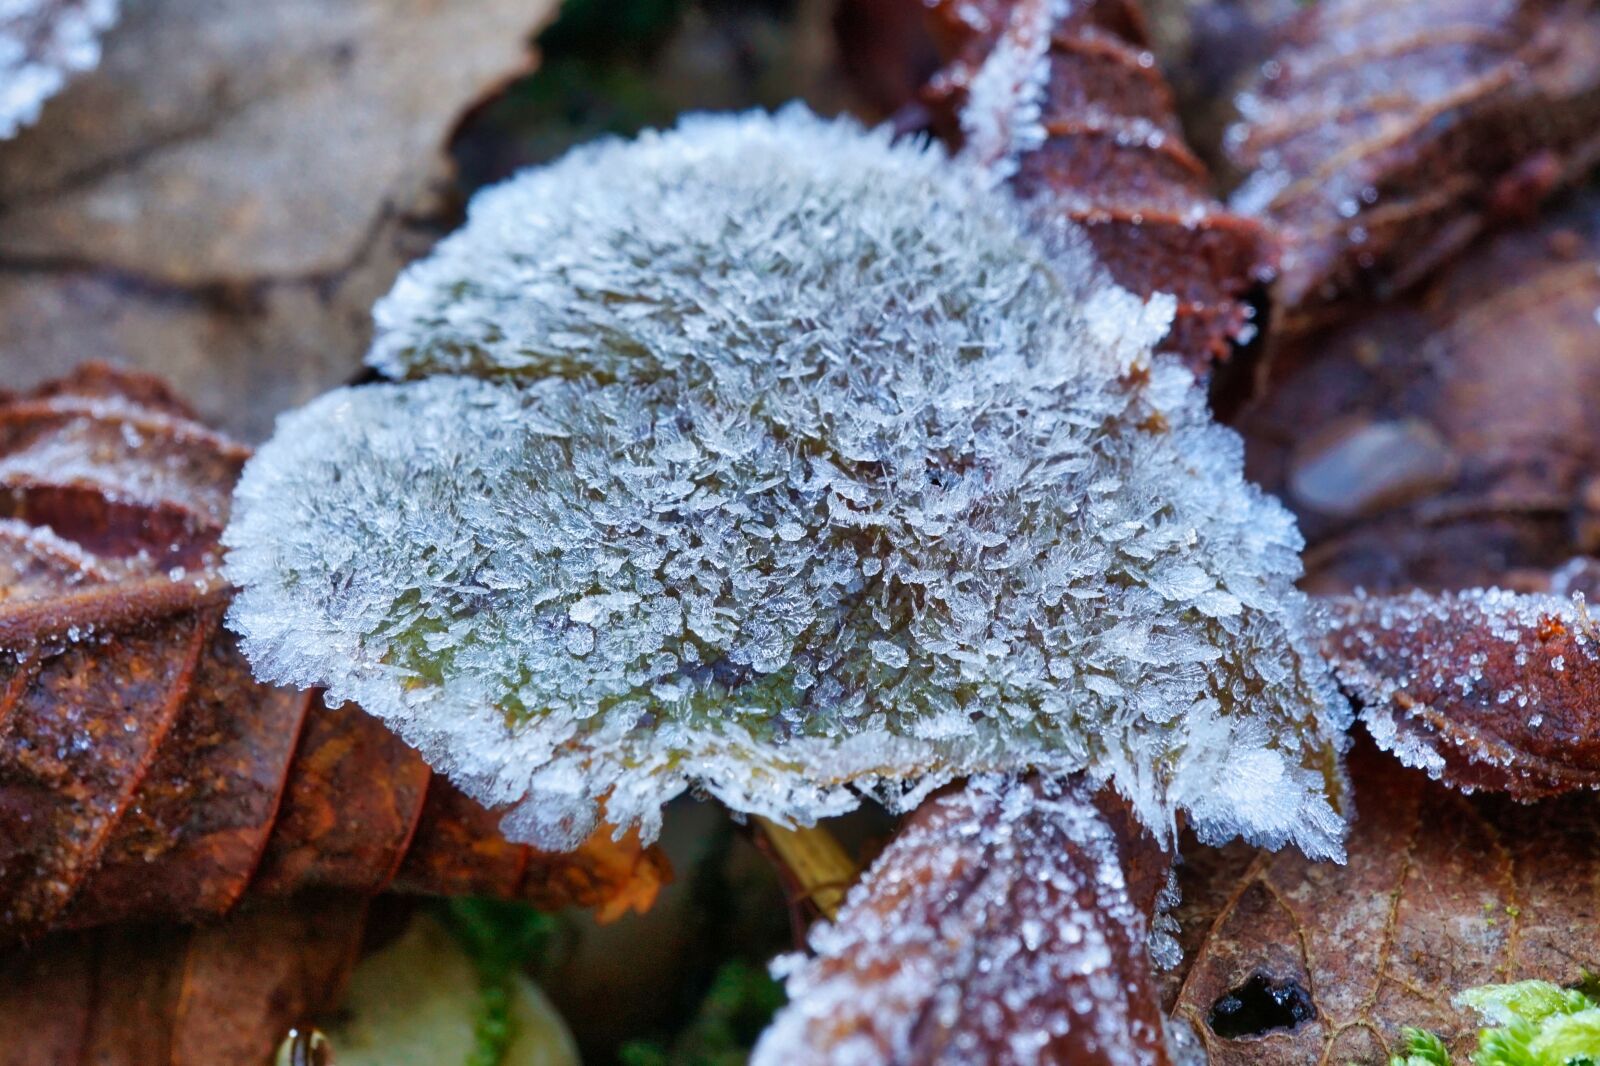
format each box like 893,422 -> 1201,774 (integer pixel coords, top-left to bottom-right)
920,0 -> 1277,372
1322,588 -> 1600,799
1226,0 -> 1600,330
755,776 -> 1180,1066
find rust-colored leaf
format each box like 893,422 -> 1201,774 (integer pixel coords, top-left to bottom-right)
1167,739 -> 1600,1063
754,777 -> 1180,1065
0,894 -> 368,1066
1322,587 -> 1600,799
0,365 -> 668,946
1226,0 -> 1600,333
1240,194 -> 1600,594
920,0 -> 1277,373
0,0 -> 561,441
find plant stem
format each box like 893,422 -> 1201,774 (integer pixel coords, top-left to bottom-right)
752,816 -> 857,920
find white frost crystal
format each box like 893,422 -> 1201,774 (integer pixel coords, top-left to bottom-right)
0,0 -> 117,139
226,107 -> 1351,855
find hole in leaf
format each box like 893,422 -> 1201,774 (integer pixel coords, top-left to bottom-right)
1207,972 -> 1317,1038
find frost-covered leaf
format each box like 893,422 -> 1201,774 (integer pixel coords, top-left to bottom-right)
1166,741 -> 1600,1064
0,0 -> 116,139
0,0 -> 559,440
1225,0 -> 1600,331
918,0 -> 1277,373
1240,194 -> 1600,594
227,107 -> 1350,857
0,365 -> 666,945
1322,588 -> 1600,799
754,777 -> 1183,1066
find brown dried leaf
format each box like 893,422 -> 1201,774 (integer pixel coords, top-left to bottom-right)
0,0 -> 559,441
1240,194 -> 1600,594
0,366 -> 668,945
755,777 -> 1179,1066
1167,740 -> 1600,1063
920,0 -> 1277,374
1226,0 -> 1600,332
1136,0 -> 1300,167
1322,588 -> 1600,799
0,894 -> 367,1066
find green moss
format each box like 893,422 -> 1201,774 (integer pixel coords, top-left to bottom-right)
1392,1027 -> 1452,1066
437,899 -> 557,1066
1389,980 -> 1600,1066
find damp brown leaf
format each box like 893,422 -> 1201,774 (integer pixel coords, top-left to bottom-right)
755,777 -> 1181,1066
1166,740 -> 1600,1064
0,365 -> 667,946
1240,193 -> 1600,594
918,0 -> 1277,374
1226,0 -> 1600,333
0,0 -> 560,441
0,894 -> 367,1066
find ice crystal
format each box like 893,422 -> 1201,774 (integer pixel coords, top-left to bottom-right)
226,107 -> 1350,854
0,0 -> 117,139
956,0 -> 1060,182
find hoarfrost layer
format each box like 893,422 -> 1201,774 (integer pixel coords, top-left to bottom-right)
0,0 -> 117,139
755,777 -> 1169,1065
227,108 -> 1350,855
1324,587 -> 1600,791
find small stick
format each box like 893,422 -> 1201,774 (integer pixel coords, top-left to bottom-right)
752,816 -> 858,921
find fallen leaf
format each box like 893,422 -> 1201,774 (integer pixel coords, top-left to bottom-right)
0,365 -> 667,945
754,776 -> 1181,1066
0,893 -> 367,1066
1167,739 -> 1600,1063
1137,0 -> 1299,169
918,0 -> 1277,376
1322,587 -> 1600,799
1239,194 -> 1600,594
1225,0 -> 1600,332
0,0 -> 559,441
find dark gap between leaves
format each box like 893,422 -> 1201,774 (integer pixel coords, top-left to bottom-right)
1207,971 -> 1317,1038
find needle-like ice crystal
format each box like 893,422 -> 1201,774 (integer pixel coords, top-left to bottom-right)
225,107 -> 1351,855
0,0 -> 117,139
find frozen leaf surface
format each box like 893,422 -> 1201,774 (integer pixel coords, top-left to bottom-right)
1167,741 -> 1600,1064
227,108 -> 1350,855
1323,588 -> 1600,799
753,776 -> 1181,1066
0,0 -> 116,139
0,365 -> 666,945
